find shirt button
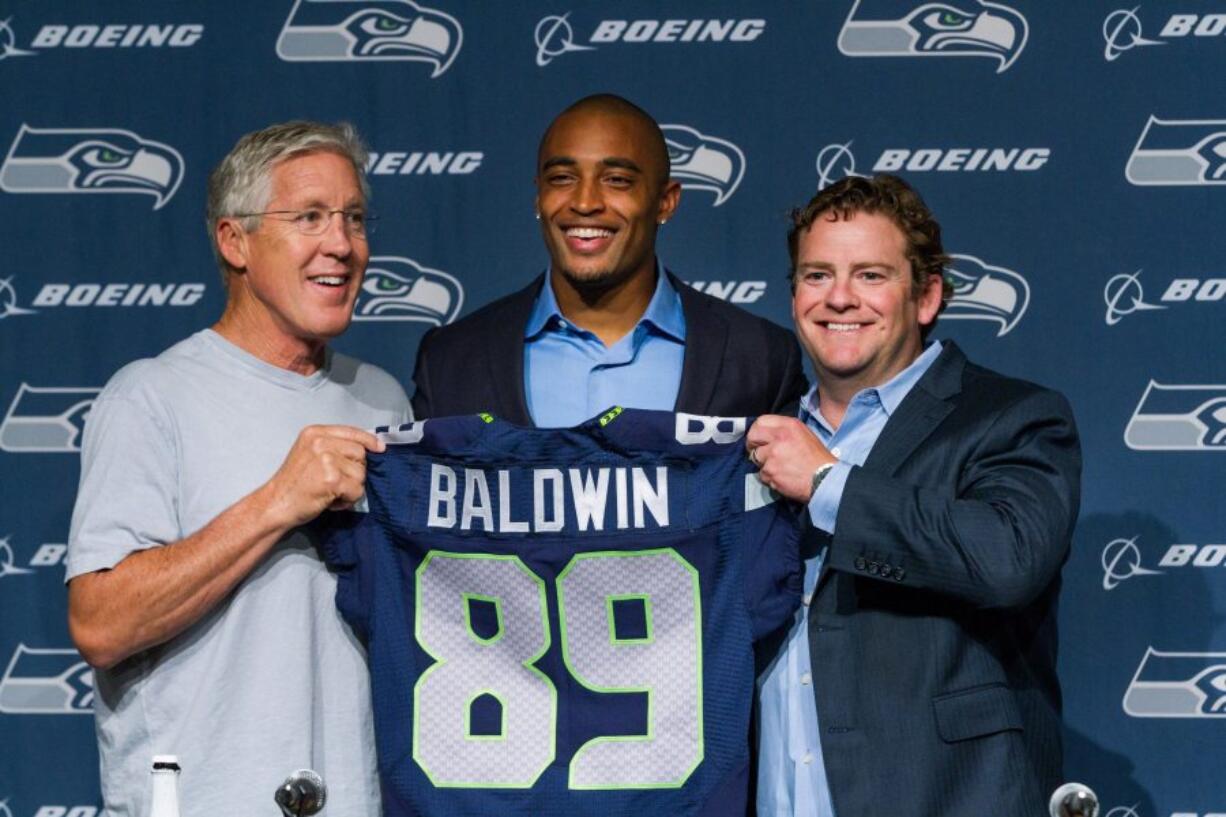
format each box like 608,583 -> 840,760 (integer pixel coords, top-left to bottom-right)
800,672 -> 811,685
831,446 -> 842,458
802,753 -> 814,765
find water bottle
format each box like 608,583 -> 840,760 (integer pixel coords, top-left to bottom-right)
147,755 -> 181,817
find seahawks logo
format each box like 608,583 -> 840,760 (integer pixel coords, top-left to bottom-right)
352,255 -> 463,325
1125,116 -> 1226,186
1123,648 -> 1226,717
838,0 -> 1028,73
0,383 -> 99,453
0,644 -> 93,714
942,254 -> 1029,336
277,0 -> 462,77
661,124 -> 745,207
0,124 -> 183,210
1124,381 -> 1226,451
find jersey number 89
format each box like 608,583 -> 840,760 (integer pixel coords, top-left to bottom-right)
413,548 -> 703,789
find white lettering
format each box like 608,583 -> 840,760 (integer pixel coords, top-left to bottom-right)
1160,14 -> 1197,37
30,543 -> 67,567
1196,13 -> 1226,36
569,468 -> 609,531
1159,544 -> 1197,567
533,469 -> 565,532
1162,279 -> 1200,301
1192,544 -> 1226,567
591,19 -> 625,42
497,470 -> 529,533
730,281 -> 766,303
32,283 -> 69,306
632,467 -> 669,528
460,468 -> 493,531
32,25 -> 68,47
427,464 -> 456,527
873,149 -> 907,172
1195,279 -> 1226,301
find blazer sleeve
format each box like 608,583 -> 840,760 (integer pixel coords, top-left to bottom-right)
410,327 -> 438,420
770,333 -> 809,417
827,387 -> 1081,610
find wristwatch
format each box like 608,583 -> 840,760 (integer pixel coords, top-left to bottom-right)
809,462 -> 835,500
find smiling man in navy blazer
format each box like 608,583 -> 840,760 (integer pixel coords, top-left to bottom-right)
410,93 -> 805,426
747,175 -> 1081,817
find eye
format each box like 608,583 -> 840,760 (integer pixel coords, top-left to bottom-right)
800,270 -> 830,285
605,174 -> 634,188
82,146 -> 130,166
922,10 -> 971,30
343,210 -> 367,228
857,270 -> 886,282
294,208 -> 326,227
360,15 -> 409,35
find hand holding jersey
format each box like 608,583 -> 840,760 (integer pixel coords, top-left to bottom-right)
745,415 -> 836,502
263,424 -> 385,525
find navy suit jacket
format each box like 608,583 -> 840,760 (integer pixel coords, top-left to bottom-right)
411,271 -> 807,423
791,342 -> 1081,817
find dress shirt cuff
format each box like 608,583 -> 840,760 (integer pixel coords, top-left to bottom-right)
806,461 -> 852,533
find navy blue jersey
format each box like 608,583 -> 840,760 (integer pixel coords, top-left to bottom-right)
322,408 -> 801,817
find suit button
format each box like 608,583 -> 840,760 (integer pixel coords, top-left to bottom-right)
867,561 -> 880,575
855,557 -> 867,571
894,567 -> 906,581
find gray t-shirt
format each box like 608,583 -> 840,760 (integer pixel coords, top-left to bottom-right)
67,329 -> 411,817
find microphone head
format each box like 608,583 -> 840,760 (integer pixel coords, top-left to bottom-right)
275,769 -> 327,817
1049,782 -> 1099,817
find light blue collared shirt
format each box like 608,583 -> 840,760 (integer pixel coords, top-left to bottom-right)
756,341 -> 943,817
524,263 -> 686,428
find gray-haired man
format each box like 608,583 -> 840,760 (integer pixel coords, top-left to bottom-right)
66,121 -> 409,815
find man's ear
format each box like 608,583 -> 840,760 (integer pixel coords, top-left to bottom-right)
656,178 -> 682,224
217,219 -> 249,273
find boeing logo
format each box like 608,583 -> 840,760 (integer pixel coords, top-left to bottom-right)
352,256 -> 463,325
1123,648 -> 1226,717
662,124 -> 745,207
0,125 -> 184,209
1104,270 -> 1165,325
943,254 -> 1029,336
1105,9 -> 1226,62
367,150 -> 483,176
0,384 -> 99,453
837,0 -> 1028,73
276,0 -> 463,77
0,536 -> 34,578
1126,116 -> 1226,186
534,13 -> 595,67
533,13 -> 765,67
0,276 -> 36,320
815,142 -> 862,190
0,17 -> 35,60
1103,8 -> 1164,61
1125,381 -> 1226,451
1100,537 -> 1162,590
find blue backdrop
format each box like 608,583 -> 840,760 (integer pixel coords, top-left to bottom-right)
1,2 -> 1223,815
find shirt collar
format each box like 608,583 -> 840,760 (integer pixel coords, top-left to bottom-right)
524,259 -> 685,342
800,340 -> 944,426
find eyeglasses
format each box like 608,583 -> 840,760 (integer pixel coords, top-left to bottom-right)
231,208 -> 377,238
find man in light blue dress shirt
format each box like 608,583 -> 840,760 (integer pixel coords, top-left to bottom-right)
746,175 -> 1079,817
410,93 -> 806,425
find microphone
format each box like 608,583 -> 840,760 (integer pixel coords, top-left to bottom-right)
274,769 -> 327,817
1049,782 -> 1099,817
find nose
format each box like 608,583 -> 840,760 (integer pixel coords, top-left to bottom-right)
319,210 -> 354,257
569,175 -> 604,215
823,273 -> 858,311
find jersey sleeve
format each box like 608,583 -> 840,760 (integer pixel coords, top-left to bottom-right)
66,386 -> 180,581
741,465 -> 804,641
315,509 -> 377,644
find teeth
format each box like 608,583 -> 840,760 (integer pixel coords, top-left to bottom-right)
310,276 -> 346,286
825,323 -> 862,332
566,227 -> 613,239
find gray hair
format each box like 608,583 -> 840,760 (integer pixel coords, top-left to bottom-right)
206,120 -> 370,280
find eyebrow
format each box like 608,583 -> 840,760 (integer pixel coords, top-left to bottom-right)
797,260 -> 900,273
540,156 -> 644,174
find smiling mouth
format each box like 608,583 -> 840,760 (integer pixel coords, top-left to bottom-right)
308,274 -> 350,287
823,321 -> 865,332
565,226 -> 615,239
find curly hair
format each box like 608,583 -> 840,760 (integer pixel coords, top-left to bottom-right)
787,174 -> 952,303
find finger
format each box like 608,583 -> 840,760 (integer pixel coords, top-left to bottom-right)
748,446 -> 760,467
312,425 -> 386,453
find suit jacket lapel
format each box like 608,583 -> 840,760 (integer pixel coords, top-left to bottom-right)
673,272 -> 728,414
860,342 -> 966,476
484,276 -> 542,426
